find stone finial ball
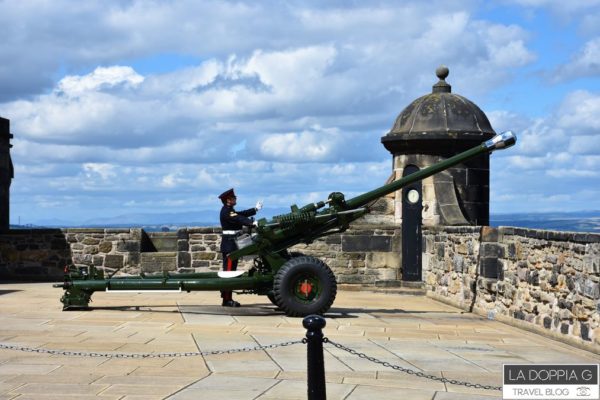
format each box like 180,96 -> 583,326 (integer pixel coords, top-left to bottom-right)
436,65 -> 449,80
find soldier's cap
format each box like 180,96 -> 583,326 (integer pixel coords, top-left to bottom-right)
218,188 -> 236,201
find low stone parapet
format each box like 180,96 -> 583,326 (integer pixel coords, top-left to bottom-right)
423,225 -> 600,350
0,228 -> 141,280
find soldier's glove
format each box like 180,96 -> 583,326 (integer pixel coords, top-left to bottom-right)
255,200 -> 263,211
252,220 -> 259,227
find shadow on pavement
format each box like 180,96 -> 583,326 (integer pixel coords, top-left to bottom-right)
0,289 -> 21,296
78,303 -> 461,319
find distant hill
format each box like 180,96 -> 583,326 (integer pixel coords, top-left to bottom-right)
490,210 -> 600,233
10,207 -> 288,231
11,209 -> 600,233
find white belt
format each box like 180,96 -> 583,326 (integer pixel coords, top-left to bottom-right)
222,230 -> 241,235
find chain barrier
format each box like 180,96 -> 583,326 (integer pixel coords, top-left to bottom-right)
325,339 -> 502,391
0,340 -> 303,359
0,338 -> 501,391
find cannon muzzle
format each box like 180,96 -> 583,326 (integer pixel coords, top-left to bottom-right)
484,131 -> 516,151
343,131 -> 517,210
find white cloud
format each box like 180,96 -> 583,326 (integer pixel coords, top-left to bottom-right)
257,128 -> 339,162
556,90 -> 600,133
568,135 -> 600,155
83,163 -> 117,180
553,38 -> 600,82
2,0 -> 599,221
58,66 -> 144,96
160,172 -> 188,188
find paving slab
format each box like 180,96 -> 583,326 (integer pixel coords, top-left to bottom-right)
0,282 -> 597,400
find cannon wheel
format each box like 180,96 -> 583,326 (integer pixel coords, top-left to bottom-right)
265,251 -> 308,308
266,291 -> 279,307
273,256 -> 337,317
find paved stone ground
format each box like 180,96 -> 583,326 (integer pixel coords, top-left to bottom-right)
0,283 -> 598,400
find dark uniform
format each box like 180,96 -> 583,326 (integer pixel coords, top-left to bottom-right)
218,188 -> 257,307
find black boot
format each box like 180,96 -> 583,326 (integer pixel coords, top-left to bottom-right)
222,300 -> 241,307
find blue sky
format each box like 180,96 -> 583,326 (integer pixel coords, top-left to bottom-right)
0,0 -> 599,225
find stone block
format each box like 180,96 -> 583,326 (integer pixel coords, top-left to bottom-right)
83,245 -> 98,255
452,255 -> 464,273
481,226 -> 498,242
128,252 -> 140,266
98,241 -> 112,253
366,252 -> 400,269
82,237 -> 100,245
436,243 -> 445,259
528,270 -> 540,286
192,252 -> 217,261
177,239 -> 189,252
480,258 -> 500,279
117,240 -> 140,252
480,242 -> 505,258
178,252 -> 191,269
341,235 -> 391,252
72,253 -> 93,266
104,228 -> 130,234
323,235 -> 341,245
176,229 -> 189,239
141,252 -> 177,273
104,254 -> 124,269
513,310 -> 525,320
192,260 -> 210,269
579,323 -> 590,341
583,244 -> 600,274
506,243 -> 518,260
583,280 -> 600,299
517,267 -> 529,282
543,316 -> 552,329
455,243 -> 467,255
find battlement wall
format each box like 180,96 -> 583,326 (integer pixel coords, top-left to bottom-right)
423,225 -> 600,350
0,226 -> 401,283
0,225 -> 598,350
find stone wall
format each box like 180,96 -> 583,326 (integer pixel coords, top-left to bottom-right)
423,225 -> 600,350
290,224 -> 401,285
0,225 -> 402,284
158,225 -> 402,285
0,228 -> 142,280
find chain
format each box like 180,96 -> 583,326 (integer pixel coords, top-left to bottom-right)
0,340 -> 303,359
0,338 -> 501,391
326,339 -> 502,391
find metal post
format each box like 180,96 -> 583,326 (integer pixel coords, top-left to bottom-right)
303,314 -> 326,400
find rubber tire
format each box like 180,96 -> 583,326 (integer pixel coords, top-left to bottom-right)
273,256 -> 337,317
266,251 -> 305,308
266,291 -> 280,307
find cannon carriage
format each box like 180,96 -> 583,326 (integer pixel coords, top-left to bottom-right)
56,132 -> 516,316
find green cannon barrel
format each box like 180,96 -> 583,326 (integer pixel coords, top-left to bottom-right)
57,131 -> 516,312
344,131 -> 516,210
230,131 -> 516,261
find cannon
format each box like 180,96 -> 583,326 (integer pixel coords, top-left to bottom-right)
55,132 -> 516,316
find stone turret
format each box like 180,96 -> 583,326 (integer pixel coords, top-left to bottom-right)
381,66 -> 495,226
0,117 -> 14,231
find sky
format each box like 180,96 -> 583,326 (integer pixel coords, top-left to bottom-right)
0,0 -> 599,226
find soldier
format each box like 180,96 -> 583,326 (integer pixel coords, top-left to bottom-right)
218,188 -> 263,307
